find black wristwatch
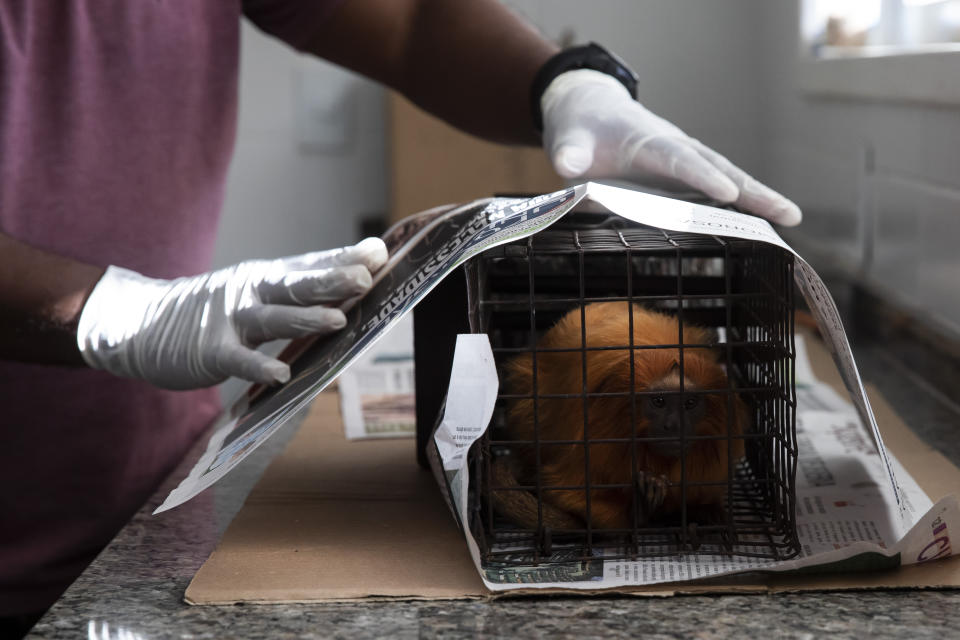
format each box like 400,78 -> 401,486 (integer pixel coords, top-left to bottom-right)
530,42 -> 639,134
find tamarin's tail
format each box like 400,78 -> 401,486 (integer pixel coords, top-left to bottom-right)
489,456 -> 583,531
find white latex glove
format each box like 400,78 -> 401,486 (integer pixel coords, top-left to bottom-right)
77,237 -> 388,390
541,69 -> 802,226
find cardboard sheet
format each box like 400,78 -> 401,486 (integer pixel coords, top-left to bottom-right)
185,332 -> 960,604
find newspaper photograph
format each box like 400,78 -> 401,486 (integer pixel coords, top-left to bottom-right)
338,313 -> 417,440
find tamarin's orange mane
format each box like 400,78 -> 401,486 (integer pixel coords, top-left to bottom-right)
500,302 -> 747,529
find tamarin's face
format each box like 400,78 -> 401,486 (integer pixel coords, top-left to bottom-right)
640,368 -> 707,458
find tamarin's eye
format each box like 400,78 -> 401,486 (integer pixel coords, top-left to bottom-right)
651,394 -> 666,408
684,396 -> 699,410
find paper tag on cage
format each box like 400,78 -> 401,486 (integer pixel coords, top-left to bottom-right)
434,334 -> 499,471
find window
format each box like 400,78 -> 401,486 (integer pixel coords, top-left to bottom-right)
799,0 -> 960,104
804,0 -> 960,58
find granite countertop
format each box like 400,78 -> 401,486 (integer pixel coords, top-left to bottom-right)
28,306 -> 960,639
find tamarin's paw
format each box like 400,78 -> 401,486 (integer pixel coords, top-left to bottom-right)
634,470 -> 669,524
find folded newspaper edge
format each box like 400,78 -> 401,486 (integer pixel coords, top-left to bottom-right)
154,185 -> 951,590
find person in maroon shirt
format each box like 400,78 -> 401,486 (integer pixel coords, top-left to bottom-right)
0,0 -> 800,635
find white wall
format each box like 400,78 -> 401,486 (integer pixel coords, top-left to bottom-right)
757,3 -> 960,335
212,20 -> 388,269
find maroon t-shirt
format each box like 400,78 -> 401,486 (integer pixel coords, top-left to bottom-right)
0,0 -> 341,613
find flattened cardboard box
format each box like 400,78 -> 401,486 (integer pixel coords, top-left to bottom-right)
185,331 -> 960,604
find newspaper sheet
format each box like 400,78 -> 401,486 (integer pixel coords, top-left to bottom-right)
156,181 -> 957,593
338,313 -> 416,440
157,189 -> 583,512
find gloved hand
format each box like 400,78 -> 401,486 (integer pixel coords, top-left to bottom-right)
541,69 -> 802,226
77,237 -> 388,390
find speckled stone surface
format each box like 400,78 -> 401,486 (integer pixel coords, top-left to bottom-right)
26,277 -> 960,640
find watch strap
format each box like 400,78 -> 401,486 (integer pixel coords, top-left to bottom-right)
530,42 -> 639,133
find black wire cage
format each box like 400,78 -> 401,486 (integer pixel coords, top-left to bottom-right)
446,210 -> 800,566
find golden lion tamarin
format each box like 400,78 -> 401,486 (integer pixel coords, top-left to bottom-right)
491,302 -> 747,531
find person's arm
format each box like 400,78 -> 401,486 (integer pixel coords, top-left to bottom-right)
304,0 -> 557,145
0,232 -> 103,365
304,0 -> 801,225
0,230 -> 389,388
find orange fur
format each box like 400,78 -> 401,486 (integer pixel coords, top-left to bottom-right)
496,302 -> 747,530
